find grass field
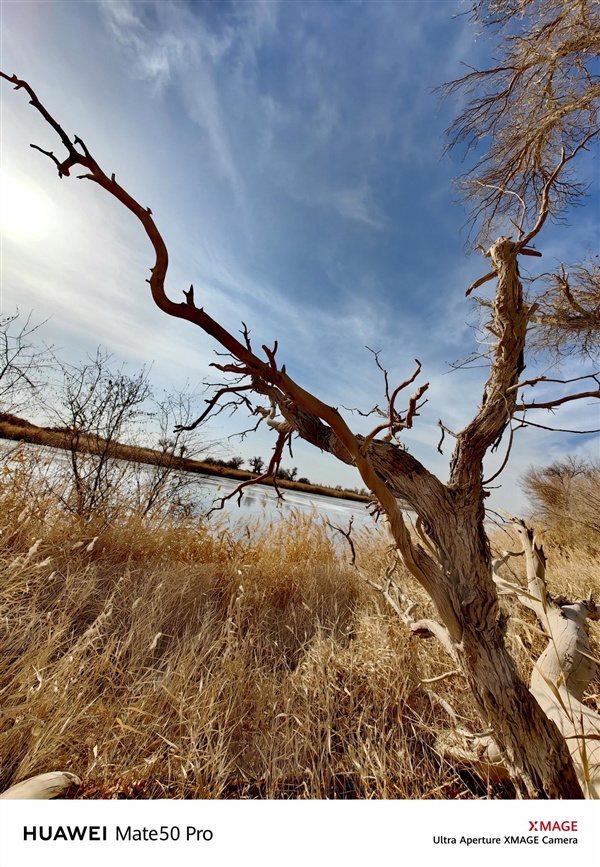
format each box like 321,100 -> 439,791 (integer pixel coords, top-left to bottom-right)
1,448 -> 598,799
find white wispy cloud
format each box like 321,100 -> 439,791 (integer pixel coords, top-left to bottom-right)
99,0 -> 248,216
2,0 -> 596,502
100,0 -> 183,88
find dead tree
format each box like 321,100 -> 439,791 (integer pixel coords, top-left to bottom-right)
491,518 -> 600,798
0,312 -> 51,414
428,517 -> 600,797
2,1 -> 599,798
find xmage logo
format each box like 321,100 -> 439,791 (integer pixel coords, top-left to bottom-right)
528,821 -> 578,832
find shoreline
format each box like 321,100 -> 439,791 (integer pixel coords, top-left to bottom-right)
0,411 -> 370,504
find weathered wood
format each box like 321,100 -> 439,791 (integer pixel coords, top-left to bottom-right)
0,771 -> 81,800
492,519 -> 600,798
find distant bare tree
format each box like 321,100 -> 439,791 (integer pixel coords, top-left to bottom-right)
276,466 -> 298,482
0,312 -> 50,414
521,455 -> 600,537
2,0 -> 599,797
136,385 -> 212,517
225,456 -> 244,470
47,349 -> 151,518
249,456 -> 265,474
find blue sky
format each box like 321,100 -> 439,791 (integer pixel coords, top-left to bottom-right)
1,0 -> 598,512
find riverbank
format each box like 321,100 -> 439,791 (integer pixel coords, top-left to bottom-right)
0,411 -> 369,503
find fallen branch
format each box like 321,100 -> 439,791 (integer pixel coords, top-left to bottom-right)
329,517 -> 456,657
493,515 -> 600,798
0,771 -> 81,800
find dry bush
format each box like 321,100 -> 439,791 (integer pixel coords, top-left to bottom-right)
0,454 -> 482,800
521,455 -> 600,553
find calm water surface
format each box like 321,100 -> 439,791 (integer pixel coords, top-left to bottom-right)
1,440 -> 378,532
198,472 -> 375,531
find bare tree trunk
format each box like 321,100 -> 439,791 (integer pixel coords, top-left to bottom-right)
456,619 -> 582,797
282,402 -> 583,797
4,71 -> 595,797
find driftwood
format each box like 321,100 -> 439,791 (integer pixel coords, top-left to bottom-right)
334,514 -> 600,795
0,771 -> 81,800
493,518 -> 600,797
434,517 -> 600,797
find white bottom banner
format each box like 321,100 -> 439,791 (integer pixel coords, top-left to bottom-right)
0,799 -> 596,867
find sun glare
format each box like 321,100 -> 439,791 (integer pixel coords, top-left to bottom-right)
0,173 -> 56,243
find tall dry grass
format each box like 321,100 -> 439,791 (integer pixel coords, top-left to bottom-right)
0,447 -> 475,799
1,446 -> 598,799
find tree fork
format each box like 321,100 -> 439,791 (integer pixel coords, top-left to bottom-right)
1,69 -> 589,798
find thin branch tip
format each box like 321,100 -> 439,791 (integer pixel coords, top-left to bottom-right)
182,285 -> 195,308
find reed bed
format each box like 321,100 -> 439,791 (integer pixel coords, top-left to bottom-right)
0,447 -> 598,799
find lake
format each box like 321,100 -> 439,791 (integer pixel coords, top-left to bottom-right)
0,439 -> 379,532
196,471 -> 376,530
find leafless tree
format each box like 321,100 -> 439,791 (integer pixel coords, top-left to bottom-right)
45,352 -> 209,520
135,385 -> 213,518
46,349 -> 152,519
442,0 -> 600,370
277,466 -> 298,482
441,0 -> 600,246
521,455 -> 600,537
225,456 -> 245,470
249,456 -> 265,474
0,311 -> 51,414
2,0 -> 599,798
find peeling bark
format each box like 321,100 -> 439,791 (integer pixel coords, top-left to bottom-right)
492,521 -> 600,798
3,71 -> 597,798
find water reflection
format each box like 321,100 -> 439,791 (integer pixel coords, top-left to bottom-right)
199,473 -> 375,531
0,440 -> 376,531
